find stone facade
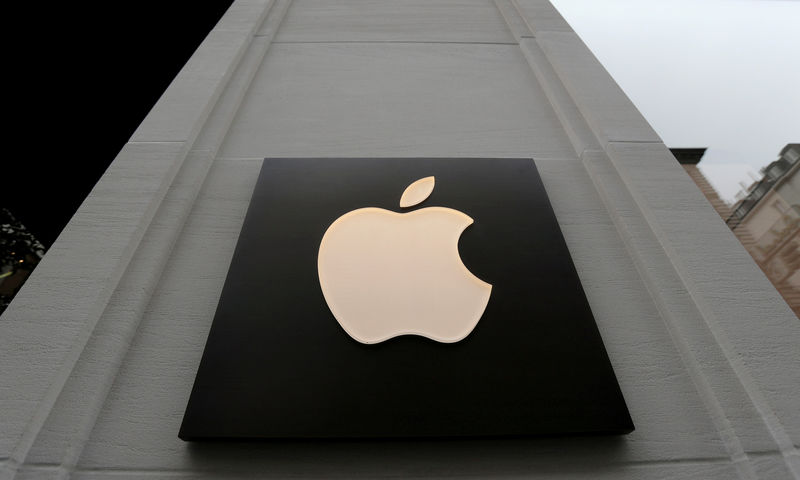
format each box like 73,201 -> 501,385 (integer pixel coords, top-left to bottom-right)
2,1 -> 798,479
729,145 -> 800,318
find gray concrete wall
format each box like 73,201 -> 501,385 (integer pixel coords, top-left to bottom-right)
2,1 -> 798,478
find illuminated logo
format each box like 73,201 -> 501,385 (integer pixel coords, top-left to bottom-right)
318,177 -> 491,344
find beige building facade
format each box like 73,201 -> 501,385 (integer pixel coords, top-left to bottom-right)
728,144 -> 800,317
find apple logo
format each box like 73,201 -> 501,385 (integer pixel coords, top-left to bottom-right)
317,176 -> 492,344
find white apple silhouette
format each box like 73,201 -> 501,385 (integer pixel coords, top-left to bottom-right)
317,176 -> 492,344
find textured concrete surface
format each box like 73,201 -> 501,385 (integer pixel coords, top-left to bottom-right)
218,42 -> 575,159
272,0 -> 515,43
2,0 -> 798,479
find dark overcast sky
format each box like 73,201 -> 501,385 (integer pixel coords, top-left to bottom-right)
7,2 -> 233,247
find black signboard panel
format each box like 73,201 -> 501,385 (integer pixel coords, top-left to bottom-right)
180,158 -> 633,439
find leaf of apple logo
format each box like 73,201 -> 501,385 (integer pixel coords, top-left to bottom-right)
317,176 -> 492,344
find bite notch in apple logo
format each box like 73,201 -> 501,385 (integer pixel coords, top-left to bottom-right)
317,176 -> 492,344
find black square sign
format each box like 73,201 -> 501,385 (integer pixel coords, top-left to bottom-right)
180,158 -> 633,439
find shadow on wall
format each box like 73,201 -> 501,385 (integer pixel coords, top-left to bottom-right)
185,435 -> 629,477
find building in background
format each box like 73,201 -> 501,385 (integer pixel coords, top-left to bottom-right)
674,144 -> 800,317
671,148 -> 731,219
728,144 -> 800,317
